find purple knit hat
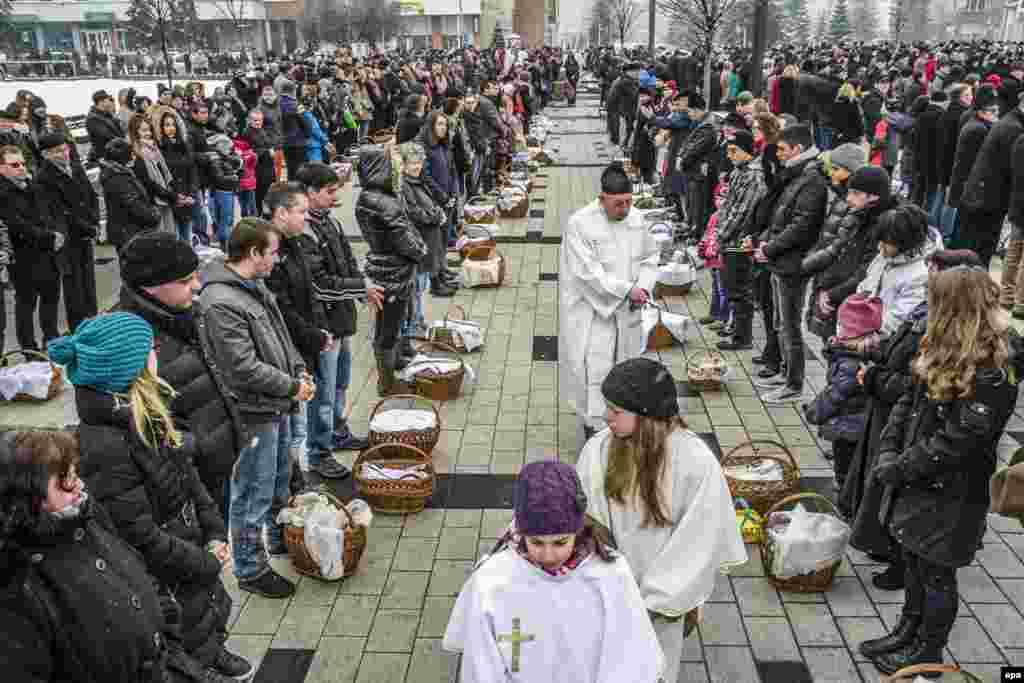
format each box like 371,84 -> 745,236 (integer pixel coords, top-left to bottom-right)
513,461 -> 587,537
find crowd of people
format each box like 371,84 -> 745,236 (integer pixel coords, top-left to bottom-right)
0,35 -> 1023,682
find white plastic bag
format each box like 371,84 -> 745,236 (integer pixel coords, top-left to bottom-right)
304,503 -> 346,580
767,506 -> 850,578
0,362 -> 54,400
641,307 -> 690,344
429,318 -> 485,351
370,408 -> 437,432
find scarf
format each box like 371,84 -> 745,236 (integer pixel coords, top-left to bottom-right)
137,141 -> 174,206
490,524 -> 593,577
50,488 -> 89,520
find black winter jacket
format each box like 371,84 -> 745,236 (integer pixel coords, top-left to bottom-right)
939,100 -> 968,187
160,136 -> 199,199
85,107 -> 125,164
115,287 -> 243,495
0,500 -> 169,683
0,175 -> 61,256
34,159 -> 100,243
877,336 -> 1024,568
759,149 -> 829,277
962,106 -> 1024,213
100,159 -> 160,249
911,103 -> 946,191
76,387 -> 231,666
677,118 -> 718,177
354,147 -> 427,298
204,150 -> 241,193
948,117 -> 991,209
401,173 -> 446,276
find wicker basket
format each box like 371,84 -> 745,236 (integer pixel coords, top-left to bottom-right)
462,244 -> 506,288
464,196 -> 498,224
881,663 -> 982,682
720,440 -> 801,514
408,338 -> 466,401
458,225 -> 498,259
653,281 -> 694,297
283,487 -> 367,581
686,350 -> 728,391
354,443 -> 435,514
497,190 -> 529,219
428,304 -> 477,352
760,493 -> 844,593
367,394 -> 441,455
0,350 -> 64,402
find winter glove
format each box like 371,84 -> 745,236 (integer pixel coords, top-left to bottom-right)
873,451 -> 905,486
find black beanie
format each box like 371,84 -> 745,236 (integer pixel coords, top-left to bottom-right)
601,358 -> 679,418
975,84 -> 999,110
848,166 -> 891,201
729,129 -> 756,156
121,232 -> 199,289
601,163 -> 631,194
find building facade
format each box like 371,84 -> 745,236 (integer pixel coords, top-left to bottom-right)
396,0 -> 481,50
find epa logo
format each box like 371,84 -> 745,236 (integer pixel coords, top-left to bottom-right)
1003,667 -> 1024,681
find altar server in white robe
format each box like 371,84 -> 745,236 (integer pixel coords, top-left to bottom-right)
577,359 -> 748,683
443,461 -> 664,683
559,163 -> 661,439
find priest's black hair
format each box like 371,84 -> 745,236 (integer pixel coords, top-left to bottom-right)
600,163 -> 631,195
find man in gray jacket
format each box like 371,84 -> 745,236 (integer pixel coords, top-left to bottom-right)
200,217 -> 314,599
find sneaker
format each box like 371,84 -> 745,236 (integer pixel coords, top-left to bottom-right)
751,355 -> 768,365
212,647 -> 254,680
763,386 -> 804,404
756,366 -> 781,379
238,568 -> 295,599
311,457 -> 352,479
334,431 -> 370,451
754,374 -> 786,389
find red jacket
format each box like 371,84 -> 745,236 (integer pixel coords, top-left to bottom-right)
232,137 -> 257,191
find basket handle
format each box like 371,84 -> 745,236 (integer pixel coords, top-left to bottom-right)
287,485 -> 356,528
686,350 -> 725,369
764,492 -> 841,519
721,439 -> 800,476
368,393 -> 441,426
882,663 -> 975,682
355,441 -> 432,468
2,349 -> 53,365
466,244 -> 498,261
408,337 -> 464,366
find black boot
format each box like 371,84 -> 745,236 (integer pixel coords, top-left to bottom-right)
396,337 -> 416,370
872,562 -> 906,591
871,638 -> 945,676
858,614 -> 921,659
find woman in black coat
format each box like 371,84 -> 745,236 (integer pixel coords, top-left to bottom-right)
858,267 -> 1022,676
156,110 -> 199,242
47,313 -> 252,682
99,139 -> 161,252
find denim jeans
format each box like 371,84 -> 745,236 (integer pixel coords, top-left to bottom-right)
709,268 -> 731,322
211,190 -> 235,244
230,414 -> 292,581
191,191 -> 209,244
335,336 -> 353,435
771,273 -> 808,391
306,342 -> 341,468
238,189 -> 257,217
815,125 -> 834,151
176,216 -> 193,243
357,120 -> 369,144
400,272 -> 429,336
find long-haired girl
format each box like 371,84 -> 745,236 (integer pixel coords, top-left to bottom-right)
861,268 -> 1022,675
576,358 -> 747,683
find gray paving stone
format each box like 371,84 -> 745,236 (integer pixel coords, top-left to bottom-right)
403,509 -> 446,538
676,662 -> 710,682
825,577 -> 879,617
393,538 -> 439,572
292,575 -> 343,606
970,603 -> 1024,649
427,560 -> 475,596
418,596 -> 456,639
703,646 -> 759,683
305,636 -> 366,683
959,566 -> 1007,603
381,571 -> 431,610
355,652 -> 410,683
231,594 -> 289,635
997,578 -> 1024,611
481,509 -> 514,539
223,635 -> 272,676
365,526 -> 403,559
976,544 -> 1024,578
853,564 -> 906,604
707,576 -> 735,603
802,647 -> 863,682
744,616 -> 800,661
407,639 -> 459,683
946,618 -> 1006,663
698,603 -> 749,646
273,602 -> 330,649
366,610 -> 420,653
836,617 -> 887,662
785,603 -> 844,645
325,595 -> 380,637
732,576 -> 784,616
340,557 -> 393,595
436,527 -> 480,560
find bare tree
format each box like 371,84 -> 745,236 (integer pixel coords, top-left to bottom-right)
889,0 -> 907,40
350,0 -> 403,46
590,0 -> 613,45
608,0 -> 644,47
659,0 -> 743,99
208,0 -> 251,49
126,0 -> 195,86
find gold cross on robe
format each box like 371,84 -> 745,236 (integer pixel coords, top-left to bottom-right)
496,617 -> 536,672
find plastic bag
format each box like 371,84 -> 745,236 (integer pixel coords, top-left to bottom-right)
641,307 -> 690,344
305,504 -> 346,580
0,362 -> 54,400
370,408 -> 437,432
767,506 -> 850,578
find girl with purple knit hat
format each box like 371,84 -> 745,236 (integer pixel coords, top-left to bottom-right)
443,460 -> 664,683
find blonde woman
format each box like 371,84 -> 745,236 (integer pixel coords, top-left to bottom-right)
47,312 -> 253,682
862,267 -> 1023,675
576,358 -> 747,683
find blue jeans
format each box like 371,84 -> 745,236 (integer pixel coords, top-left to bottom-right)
176,216 -> 193,243
230,415 -> 292,581
815,125 -> 834,152
335,336 -> 352,436
357,121 -> 369,144
238,189 -> 257,217
191,191 -> 208,244
306,342 -> 341,467
211,190 -> 235,244
400,272 -> 429,336
710,268 -> 731,322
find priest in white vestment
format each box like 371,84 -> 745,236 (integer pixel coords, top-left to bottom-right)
558,163 -> 660,438
576,359 -> 748,683
443,461 -> 664,683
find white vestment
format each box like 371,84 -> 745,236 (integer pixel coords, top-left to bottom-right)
558,200 -> 660,429
442,548 -> 664,683
577,428 -> 748,682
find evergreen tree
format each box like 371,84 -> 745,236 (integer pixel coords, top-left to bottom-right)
829,0 -> 852,39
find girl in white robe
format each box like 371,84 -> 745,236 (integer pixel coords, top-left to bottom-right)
443,460 -> 664,683
576,358 -> 748,683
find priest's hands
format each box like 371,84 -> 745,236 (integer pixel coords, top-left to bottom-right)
628,287 -> 649,306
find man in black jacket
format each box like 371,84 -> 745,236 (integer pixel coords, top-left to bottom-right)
678,93 -> 717,239
746,124 -> 827,403
0,145 -> 63,351
34,132 -> 99,333
84,89 -> 122,165
116,232 -> 244,523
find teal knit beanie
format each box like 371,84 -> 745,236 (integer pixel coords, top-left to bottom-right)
47,313 -> 154,393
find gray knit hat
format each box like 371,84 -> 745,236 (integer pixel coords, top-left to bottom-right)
828,143 -> 867,173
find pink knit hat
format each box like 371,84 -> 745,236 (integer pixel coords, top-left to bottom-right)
836,295 -> 882,341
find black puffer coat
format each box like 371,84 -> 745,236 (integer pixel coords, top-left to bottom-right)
401,172 -> 446,277
115,286 -> 243,508
0,500 -> 169,683
99,159 -> 161,249
875,334 -> 1024,568
948,116 -> 991,209
85,106 -> 125,164
961,106 -> 1024,213
758,149 -> 829,277
354,146 -> 427,298
76,387 -> 231,667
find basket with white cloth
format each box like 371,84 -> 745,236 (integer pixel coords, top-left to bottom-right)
760,493 -> 849,592
654,249 -> 698,297
398,339 -> 469,401
278,487 -> 370,581
354,443 -> 435,514
367,394 -> 441,454
0,350 -> 63,402
427,304 -> 485,352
